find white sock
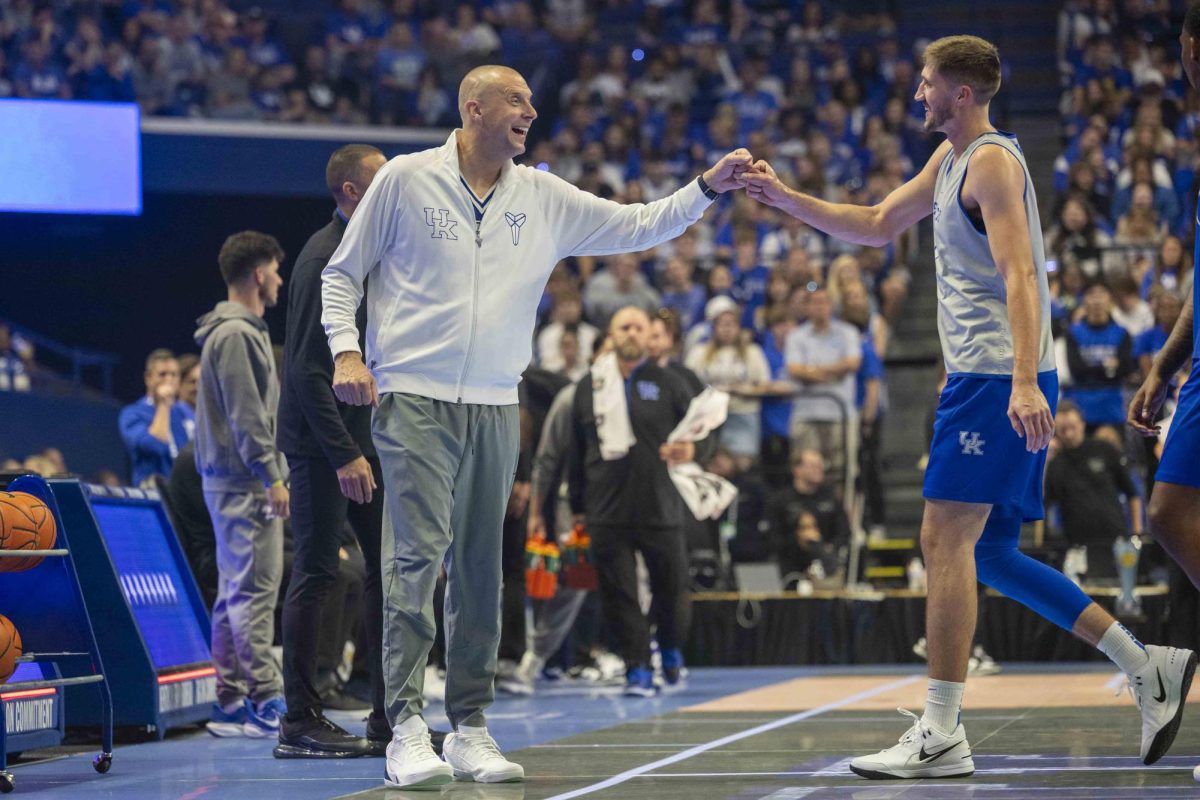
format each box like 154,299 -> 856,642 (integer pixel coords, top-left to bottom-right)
1097,621 -> 1150,674
922,678 -> 964,736
221,700 -> 243,715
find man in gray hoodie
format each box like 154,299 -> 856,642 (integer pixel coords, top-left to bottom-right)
194,230 -> 290,739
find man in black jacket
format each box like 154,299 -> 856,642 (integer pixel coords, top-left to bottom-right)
764,448 -> 851,584
1045,401 -> 1144,579
275,144 -> 391,758
569,306 -> 710,697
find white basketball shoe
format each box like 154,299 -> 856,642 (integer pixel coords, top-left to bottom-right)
384,716 -> 452,789
1130,644 -> 1196,765
849,709 -> 975,780
442,725 -> 525,783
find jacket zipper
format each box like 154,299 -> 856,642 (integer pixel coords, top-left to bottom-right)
456,215 -> 482,403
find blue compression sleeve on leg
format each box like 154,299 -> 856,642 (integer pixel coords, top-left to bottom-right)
973,508 -> 1092,632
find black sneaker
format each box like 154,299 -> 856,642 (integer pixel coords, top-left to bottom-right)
273,709 -> 369,759
319,687 -> 371,711
365,713 -> 447,757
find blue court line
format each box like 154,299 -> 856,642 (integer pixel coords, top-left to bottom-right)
542,674 -> 923,800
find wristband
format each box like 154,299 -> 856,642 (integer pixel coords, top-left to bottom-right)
268,478 -> 285,489
697,174 -> 719,200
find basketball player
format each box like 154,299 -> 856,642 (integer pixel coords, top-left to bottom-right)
741,35 -> 1194,779
321,65 -> 751,788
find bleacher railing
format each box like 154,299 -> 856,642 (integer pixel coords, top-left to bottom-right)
6,322 -> 119,398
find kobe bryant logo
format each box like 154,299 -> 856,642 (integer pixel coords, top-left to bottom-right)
505,211 -> 526,245
959,431 -> 985,456
424,208 -> 459,240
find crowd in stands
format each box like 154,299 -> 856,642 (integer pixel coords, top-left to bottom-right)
1045,0 -> 1195,583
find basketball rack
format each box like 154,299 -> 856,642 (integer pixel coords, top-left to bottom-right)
0,474 -> 113,794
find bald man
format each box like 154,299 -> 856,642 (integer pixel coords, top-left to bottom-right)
322,65 -> 751,788
567,307 -> 711,697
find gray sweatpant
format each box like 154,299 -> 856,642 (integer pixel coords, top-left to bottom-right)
204,489 -> 284,706
373,393 -> 519,730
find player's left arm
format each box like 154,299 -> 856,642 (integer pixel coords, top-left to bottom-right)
963,145 -> 1054,453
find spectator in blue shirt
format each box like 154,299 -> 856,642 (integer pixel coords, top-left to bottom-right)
1134,291 -> 1184,383
731,237 -> 770,314
1065,283 -> 1135,429
14,40 -> 71,100
325,0 -> 374,67
845,282 -> 887,532
1141,234 -> 1193,300
659,256 -> 707,332
119,348 -> 196,487
725,60 -> 778,135
87,42 -> 136,103
758,306 -> 797,487
1074,35 -> 1133,94
374,20 -> 424,124
237,7 -> 289,71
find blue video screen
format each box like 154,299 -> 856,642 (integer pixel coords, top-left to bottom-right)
89,500 -> 210,670
0,99 -> 141,215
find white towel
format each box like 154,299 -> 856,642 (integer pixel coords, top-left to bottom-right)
590,352 -> 636,461
667,388 -> 739,520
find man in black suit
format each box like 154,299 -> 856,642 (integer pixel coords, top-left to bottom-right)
275,144 -> 390,758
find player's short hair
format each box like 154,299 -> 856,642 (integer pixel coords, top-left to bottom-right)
923,35 -> 1002,105
218,231 -> 284,287
325,144 -> 384,200
144,348 -> 176,373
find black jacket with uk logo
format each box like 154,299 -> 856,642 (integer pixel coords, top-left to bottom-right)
569,360 -> 712,530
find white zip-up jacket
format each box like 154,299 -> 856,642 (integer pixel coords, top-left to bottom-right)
321,130 -> 715,405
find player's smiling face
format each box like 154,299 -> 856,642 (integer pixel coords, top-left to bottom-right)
480,79 -> 537,157
915,66 -> 955,133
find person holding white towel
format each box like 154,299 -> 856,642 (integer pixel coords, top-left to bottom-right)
568,306 -> 715,697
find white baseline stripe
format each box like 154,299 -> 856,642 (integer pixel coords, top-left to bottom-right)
542,674 -> 921,800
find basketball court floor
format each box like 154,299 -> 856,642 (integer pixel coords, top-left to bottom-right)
9,664 -> 1199,799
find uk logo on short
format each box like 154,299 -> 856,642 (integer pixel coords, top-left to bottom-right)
424,208 -> 458,240
959,431 -> 985,456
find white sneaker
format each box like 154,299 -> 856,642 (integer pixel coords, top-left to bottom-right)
968,645 -> 1001,677
384,717 -> 452,789
443,725 -> 524,783
1130,644 -> 1197,765
497,652 -> 542,696
423,665 -> 446,704
849,709 -> 974,780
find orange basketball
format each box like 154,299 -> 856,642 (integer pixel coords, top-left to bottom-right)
0,491 -> 57,573
0,615 -> 21,684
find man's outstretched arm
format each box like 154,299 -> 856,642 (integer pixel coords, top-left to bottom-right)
739,140 -> 951,246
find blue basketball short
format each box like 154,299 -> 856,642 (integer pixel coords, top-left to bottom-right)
923,370 -> 1059,521
1156,362 -> 1200,489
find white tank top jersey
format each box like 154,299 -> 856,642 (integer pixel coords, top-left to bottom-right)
931,131 -> 1056,377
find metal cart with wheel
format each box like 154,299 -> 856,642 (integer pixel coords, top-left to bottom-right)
0,474 -> 113,793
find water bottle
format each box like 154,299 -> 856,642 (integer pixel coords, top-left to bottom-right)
1114,535 -> 1142,618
